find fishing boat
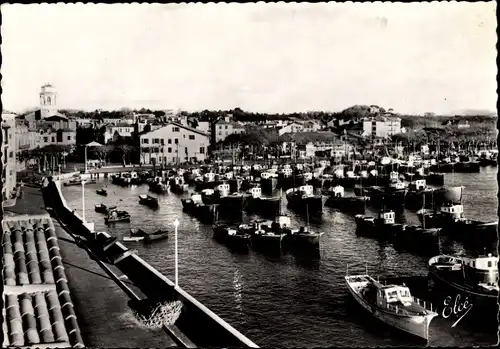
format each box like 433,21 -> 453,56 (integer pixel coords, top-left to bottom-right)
326,185 -> 369,214
105,210 -> 131,224
428,254 -> 498,327
96,188 -> 108,196
63,178 -> 96,186
138,194 -> 159,208
181,193 -> 216,223
94,203 -> 117,214
345,271 -> 438,341
239,220 -> 286,250
260,171 -> 279,193
244,186 -> 281,217
355,209 -> 405,239
169,176 -> 189,194
285,185 -> 325,214
417,202 -> 498,242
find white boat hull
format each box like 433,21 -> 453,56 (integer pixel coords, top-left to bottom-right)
123,236 -> 144,242
346,276 -> 436,341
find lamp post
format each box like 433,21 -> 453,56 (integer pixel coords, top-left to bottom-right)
84,145 -> 88,173
173,219 -> 179,287
81,180 -> 86,223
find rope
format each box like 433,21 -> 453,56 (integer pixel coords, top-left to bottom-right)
61,260 -> 137,287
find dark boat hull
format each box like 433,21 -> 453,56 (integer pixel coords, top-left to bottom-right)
326,196 -> 369,214
244,197 -> 281,217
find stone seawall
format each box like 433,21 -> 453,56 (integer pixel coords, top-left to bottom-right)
41,178 -> 259,348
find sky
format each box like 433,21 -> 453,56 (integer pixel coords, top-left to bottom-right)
1,2 -> 497,115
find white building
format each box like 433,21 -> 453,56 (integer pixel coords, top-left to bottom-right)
362,116 -> 402,138
39,84 -> 58,119
104,123 -> 135,144
140,122 -> 210,164
278,122 -> 304,136
2,112 -> 17,206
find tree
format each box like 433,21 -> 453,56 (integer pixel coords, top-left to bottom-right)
90,145 -> 114,163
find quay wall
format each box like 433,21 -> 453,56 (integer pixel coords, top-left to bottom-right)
41,178 -> 259,348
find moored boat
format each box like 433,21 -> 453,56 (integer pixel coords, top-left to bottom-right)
94,203 -> 117,214
285,185 -> 325,214
96,188 -> 108,196
138,194 -> 159,208
105,210 -> 131,224
345,272 -> 438,341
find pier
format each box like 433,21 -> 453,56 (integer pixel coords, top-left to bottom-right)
40,179 -> 259,348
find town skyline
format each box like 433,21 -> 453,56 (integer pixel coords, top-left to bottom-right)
1,2 -> 497,115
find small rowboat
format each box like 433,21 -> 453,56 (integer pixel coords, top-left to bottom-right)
96,188 -> 108,196
95,204 -> 117,214
105,210 -> 131,224
123,236 -> 144,242
123,228 -> 169,243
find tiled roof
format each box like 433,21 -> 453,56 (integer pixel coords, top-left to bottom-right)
2,214 -> 84,348
142,122 -> 209,138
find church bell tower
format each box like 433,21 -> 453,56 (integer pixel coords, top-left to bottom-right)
40,83 -> 57,118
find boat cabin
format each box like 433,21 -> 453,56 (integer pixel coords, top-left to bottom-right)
411,179 -> 427,191
191,194 -> 203,204
389,171 -> 399,181
377,285 -> 413,307
378,210 -> 395,224
281,168 -> 293,177
370,169 -> 378,177
216,183 -> 230,196
330,185 -> 345,198
298,185 -> 314,196
303,172 -> 313,181
462,254 -> 499,286
439,203 -> 463,219
261,172 -> 277,180
380,157 -> 391,165
153,176 -> 164,184
130,172 -> 138,180
368,161 -> 376,167
389,181 -> 406,190
203,172 -> 216,182
275,215 -> 291,228
319,160 -> 329,168
224,172 -> 234,180
252,164 -> 262,171
249,187 -> 262,198
334,169 -> 345,178
346,170 -> 356,178
201,188 -> 215,196
296,164 -> 304,171
416,167 -> 425,176
360,170 -> 369,178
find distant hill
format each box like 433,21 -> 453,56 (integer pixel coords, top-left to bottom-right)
450,109 -> 497,117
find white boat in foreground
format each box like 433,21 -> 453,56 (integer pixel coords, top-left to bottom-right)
345,273 -> 438,341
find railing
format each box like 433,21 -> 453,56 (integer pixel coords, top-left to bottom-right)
412,296 -> 435,312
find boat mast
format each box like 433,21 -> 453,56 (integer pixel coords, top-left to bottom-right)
422,193 -> 426,229
306,203 -> 310,230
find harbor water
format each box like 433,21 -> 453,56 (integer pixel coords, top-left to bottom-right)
61,167 -> 498,347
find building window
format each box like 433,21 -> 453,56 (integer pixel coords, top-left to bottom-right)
175,138 -> 178,144
189,135 -> 195,140
9,151 -> 13,158
173,127 -> 180,132
43,137 -> 48,142
143,138 -> 149,144
219,132 -> 222,135
168,147 -> 172,153
52,137 -> 55,142
67,136 -> 71,140
225,125 -> 228,129
200,147 -> 205,154
168,139 -> 172,144
218,125 -> 222,129
488,261 -> 492,268
185,147 -> 188,154
160,139 -> 165,145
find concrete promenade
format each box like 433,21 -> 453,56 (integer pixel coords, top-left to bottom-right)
4,186 -> 177,347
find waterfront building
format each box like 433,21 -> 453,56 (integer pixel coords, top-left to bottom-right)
104,123 -> 135,144
140,122 -> 210,164
213,117 -> 246,143
2,112 -> 17,206
362,116 -> 402,138
278,122 -> 304,136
